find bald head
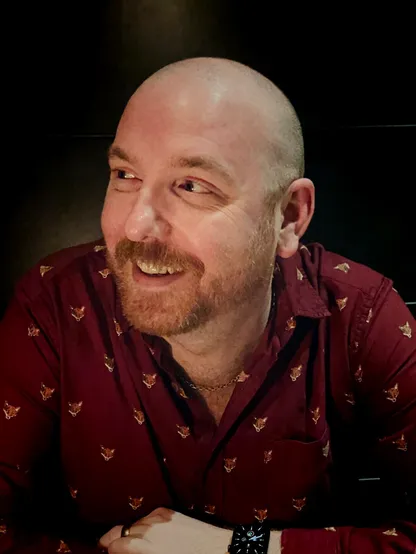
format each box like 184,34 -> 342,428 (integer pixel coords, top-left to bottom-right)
119,57 -> 304,213
104,58 -> 311,338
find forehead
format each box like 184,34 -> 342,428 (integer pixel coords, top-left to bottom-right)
115,86 -> 268,182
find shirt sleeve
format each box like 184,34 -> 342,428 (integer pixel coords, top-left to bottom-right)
0,285 -> 103,553
282,283 -> 416,553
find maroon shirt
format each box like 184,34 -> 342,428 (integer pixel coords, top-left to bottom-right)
0,240 -> 415,553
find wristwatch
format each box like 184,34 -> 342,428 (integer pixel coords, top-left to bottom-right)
228,522 -> 270,553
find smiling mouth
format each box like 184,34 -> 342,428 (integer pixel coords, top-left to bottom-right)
132,264 -> 186,285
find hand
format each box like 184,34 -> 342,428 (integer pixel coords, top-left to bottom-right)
98,507 -> 232,554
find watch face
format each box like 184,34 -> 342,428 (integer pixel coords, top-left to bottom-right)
232,524 -> 268,553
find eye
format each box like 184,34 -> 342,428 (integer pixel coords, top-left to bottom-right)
115,169 -> 136,180
177,178 -> 212,195
110,169 -> 140,192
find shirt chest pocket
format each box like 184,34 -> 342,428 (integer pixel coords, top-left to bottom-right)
264,426 -> 333,522
221,426 -> 332,524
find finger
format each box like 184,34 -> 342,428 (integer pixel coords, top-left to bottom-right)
108,536 -> 152,554
98,525 -> 124,549
98,507 -> 172,549
144,508 -> 173,524
145,507 -> 174,522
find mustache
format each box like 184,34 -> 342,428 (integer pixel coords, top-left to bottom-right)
112,238 -> 204,273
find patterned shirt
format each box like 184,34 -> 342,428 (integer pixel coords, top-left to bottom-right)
0,240 -> 415,553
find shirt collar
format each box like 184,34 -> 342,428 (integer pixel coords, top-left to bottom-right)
275,245 -> 331,320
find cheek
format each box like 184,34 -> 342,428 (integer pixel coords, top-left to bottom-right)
191,211 -> 253,267
101,194 -> 129,250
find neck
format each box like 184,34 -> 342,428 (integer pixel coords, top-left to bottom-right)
163,277 -> 274,387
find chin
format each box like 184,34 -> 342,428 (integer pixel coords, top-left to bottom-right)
116,276 -> 212,337
122,299 -> 211,337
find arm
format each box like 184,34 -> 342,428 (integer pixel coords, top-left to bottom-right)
98,508 -> 283,553
0,286 -> 102,553
281,284 -> 416,553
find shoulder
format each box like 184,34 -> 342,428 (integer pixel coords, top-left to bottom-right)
13,238 -> 108,305
303,243 -> 393,308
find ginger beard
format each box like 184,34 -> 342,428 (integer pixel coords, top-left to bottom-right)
106,211 -> 277,338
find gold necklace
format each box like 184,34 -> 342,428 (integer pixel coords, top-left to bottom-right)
181,372 -> 243,393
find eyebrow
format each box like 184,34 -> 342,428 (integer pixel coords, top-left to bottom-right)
107,144 -> 135,163
171,155 -> 234,187
108,144 -> 235,187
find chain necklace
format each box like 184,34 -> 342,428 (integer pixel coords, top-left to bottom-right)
180,372 -> 243,393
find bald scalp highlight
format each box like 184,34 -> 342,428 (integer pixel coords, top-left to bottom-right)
134,57 -> 305,216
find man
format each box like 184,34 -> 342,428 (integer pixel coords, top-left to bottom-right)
0,57 -> 414,554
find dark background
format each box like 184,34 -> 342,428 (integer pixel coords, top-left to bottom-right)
2,1 -> 415,317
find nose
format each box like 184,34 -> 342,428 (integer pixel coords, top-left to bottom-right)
124,190 -> 169,243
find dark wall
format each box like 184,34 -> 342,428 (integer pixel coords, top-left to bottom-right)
2,1 -> 415,316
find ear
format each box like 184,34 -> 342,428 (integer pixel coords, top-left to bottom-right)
276,178 -> 315,258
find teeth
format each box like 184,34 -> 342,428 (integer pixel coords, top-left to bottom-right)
137,261 -> 182,275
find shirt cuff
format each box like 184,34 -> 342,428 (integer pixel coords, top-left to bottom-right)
281,528 -> 340,553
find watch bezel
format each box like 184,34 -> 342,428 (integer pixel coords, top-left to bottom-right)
228,522 -> 271,554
